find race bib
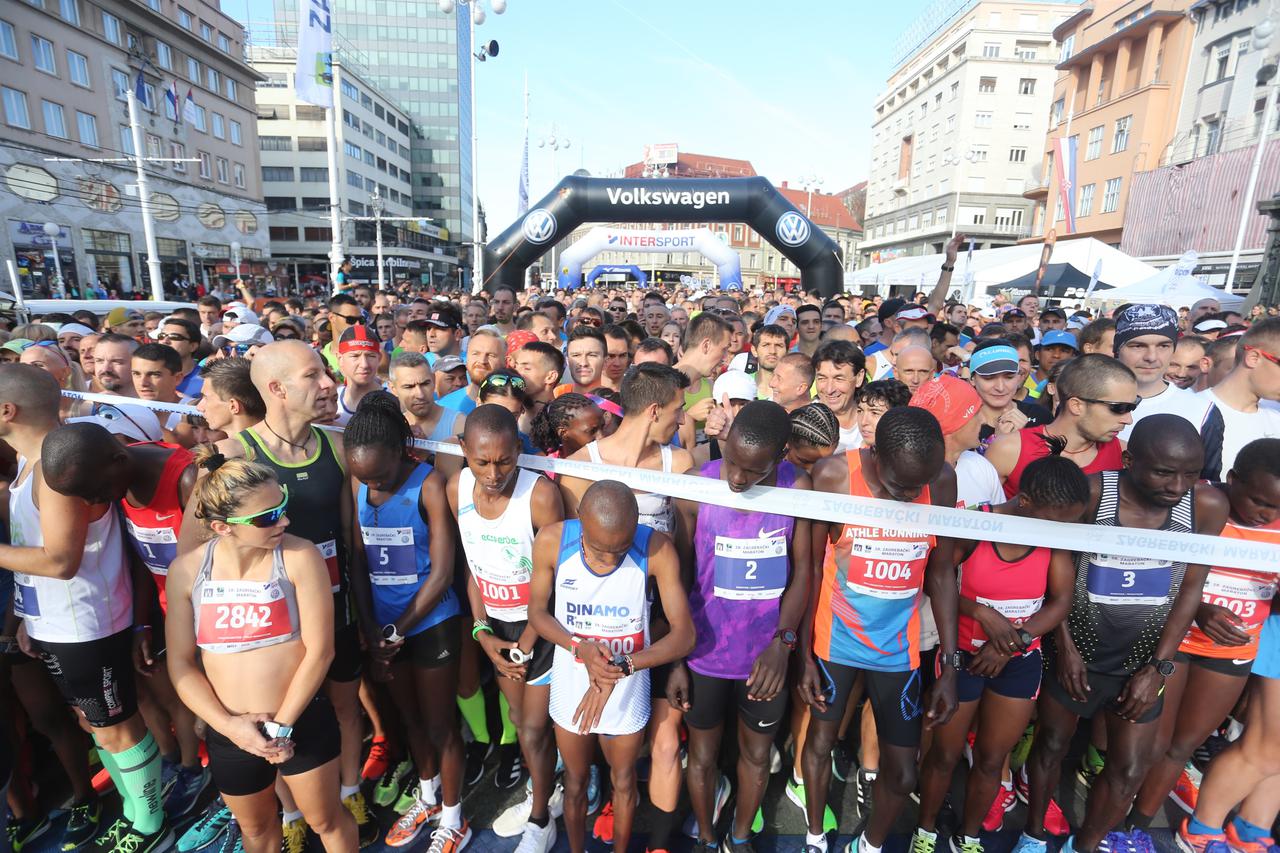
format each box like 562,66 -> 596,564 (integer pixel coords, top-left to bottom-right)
713,534 -> 787,601
361,526 -> 418,586
976,595 -> 1043,622
846,537 -> 930,600
466,533 -> 533,619
577,630 -> 646,658
1199,570 -> 1276,630
318,539 -> 340,593
197,581 -> 293,651
1086,555 -> 1172,605
125,520 -> 178,577
14,576 -> 39,620
475,576 -> 530,616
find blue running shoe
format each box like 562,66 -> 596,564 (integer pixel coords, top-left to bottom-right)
178,801 -> 232,852
164,765 -> 212,820
586,765 -> 602,815
1012,834 -> 1048,853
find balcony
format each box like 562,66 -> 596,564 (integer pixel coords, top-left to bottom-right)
1023,176 -> 1050,198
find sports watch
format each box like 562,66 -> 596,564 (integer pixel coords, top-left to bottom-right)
261,721 -> 294,741
1148,657 -> 1176,677
1017,629 -> 1034,650
774,628 -> 798,651
381,623 -> 403,644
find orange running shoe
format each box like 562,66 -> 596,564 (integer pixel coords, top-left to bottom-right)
982,784 -> 1017,832
1225,822 -> 1279,853
593,800 -> 616,844
384,798 -> 441,848
1176,818 -> 1231,853
361,737 -> 391,782
1170,766 -> 1202,814
425,819 -> 472,853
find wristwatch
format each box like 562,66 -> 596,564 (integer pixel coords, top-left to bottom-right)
941,263 -> 955,272
1148,657 -> 1176,677
942,650 -> 964,671
1017,629 -> 1034,649
261,721 -> 294,741
381,623 -> 402,644
774,628 -> 798,651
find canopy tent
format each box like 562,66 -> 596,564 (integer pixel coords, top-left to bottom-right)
1086,251 -> 1246,311
848,238 -> 1156,300
986,263 -> 1114,299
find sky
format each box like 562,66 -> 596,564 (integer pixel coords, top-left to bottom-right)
236,0 -> 935,231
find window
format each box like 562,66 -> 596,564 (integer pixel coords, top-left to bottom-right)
360,93 -> 372,109
211,112 -> 224,139
178,7 -> 191,28
31,35 -> 55,74
946,114 -> 956,131
233,163 -> 244,188
198,151 -> 211,178
1050,98 -> 1064,126
145,133 -> 161,159
1112,115 -> 1131,153
270,226 -> 300,241
41,100 -> 66,137
215,157 -> 228,183
341,80 -> 359,100
75,110 -> 97,146
205,67 -> 218,91
1013,112 -> 1032,130
111,68 -> 128,100
119,125 -> 134,155
265,197 -> 296,211
921,100 -> 928,117
145,0 -> 159,10
224,78 -> 236,102
344,141 -> 362,159
982,42 -> 1000,58
155,41 -> 171,70
363,150 -> 375,166
260,135 -> 291,151
298,136 -> 326,151
374,103 -> 384,119
295,105 -> 325,121
1205,118 -> 1222,154
1102,177 -> 1121,212
59,0 -> 79,23
1059,33 -> 1075,62
262,166 -> 293,181
347,170 -> 364,189
979,77 -> 996,93
192,105 -> 205,131
1077,183 -> 1095,217
102,12 -> 121,44
1010,146 -> 1027,162
187,57 -> 198,82
217,33 -> 230,52
975,111 -> 993,128
971,147 -> 988,162
67,50 -> 89,86
1014,43 -> 1037,60
229,119 -> 241,145
199,21 -> 212,42
937,207 -> 947,224
1018,78 -> 1036,96
300,167 -> 328,182
261,73 -> 286,88
0,20 -> 15,60
1086,125 -> 1104,159
170,141 -> 185,172
142,82 -> 155,111
301,197 -> 327,210
2,86 -> 29,128
304,227 -> 332,241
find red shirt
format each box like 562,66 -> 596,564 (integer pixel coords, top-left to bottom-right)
121,443 -> 193,613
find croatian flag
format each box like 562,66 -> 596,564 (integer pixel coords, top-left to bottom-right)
166,80 -> 180,117
1054,135 -> 1078,233
183,88 -> 198,124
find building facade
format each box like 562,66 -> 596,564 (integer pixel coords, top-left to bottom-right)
268,0 -> 474,286
0,0 -> 267,297
860,0 -> 1082,267
1026,0 -> 1196,245
249,49 -> 456,289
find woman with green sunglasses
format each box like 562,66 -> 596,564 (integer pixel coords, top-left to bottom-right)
164,450 -> 357,853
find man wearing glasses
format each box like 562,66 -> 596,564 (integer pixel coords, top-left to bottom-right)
1198,316 -> 1280,480
322,293 -> 365,377
155,317 -> 204,397
986,354 -> 1137,497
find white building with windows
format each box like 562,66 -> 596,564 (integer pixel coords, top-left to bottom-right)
860,0 -> 1082,266
249,47 -> 457,288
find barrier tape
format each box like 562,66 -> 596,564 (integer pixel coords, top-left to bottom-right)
61,390 -> 1280,574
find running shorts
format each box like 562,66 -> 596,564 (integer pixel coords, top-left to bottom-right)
35,628 -> 138,728
1253,615 -> 1280,680
956,649 -> 1043,703
1175,650 -> 1252,678
490,617 -> 552,685
326,623 -> 362,683
1041,653 -> 1164,724
392,616 -> 461,670
206,695 -> 341,797
684,668 -> 787,736
811,658 -> 923,747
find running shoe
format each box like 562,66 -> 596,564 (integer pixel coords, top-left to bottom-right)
586,765 -> 602,815
513,821 -> 556,853
593,800 -> 617,844
1177,818 -> 1231,853
9,814 -> 52,852
494,743 -> 524,790
94,818 -> 173,853
683,774 -> 731,839
691,841 -> 716,853
1171,765 -> 1203,814
493,786 -> 565,838
394,782 -> 422,816
1127,828 -> 1159,853
752,807 -> 764,834
843,833 -> 865,853
280,818 -> 307,853
1014,767 -> 1070,836
361,737 -> 391,781
374,759 -> 415,808
1011,835 -> 1048,853
854,768 -> 876,817
1077,746 -> 1106,788
1194,734 -> 1232,768
832,744 -> 855,782
770,744 -> 782,775
178,802 -> 232,852
1225,823 -> 1280,853
385,799 -> 441,848
61,800 -> 100,851
783,778 -> 838,833
1011,724 -> 1036,771
343,789 -> 378,848
949,835 -> 984,853
910,827 -> 938,853
463,742 -> 492,787
163,765 -> 212,819
982,783 -> 1017,833
214,820 -> 244,853
425,820 -> 471,853
721,838 -> 755,853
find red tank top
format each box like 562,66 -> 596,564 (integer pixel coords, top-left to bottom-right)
121,443 -> 193,613
957,508 -> 1051,652
1003,425 -> 1123,498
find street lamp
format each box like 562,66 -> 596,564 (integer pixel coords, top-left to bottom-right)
370,188 -> 387,291
230,240 -> 242,286
1230,10 -> 1278,294
42,221 -> 65,299
538,130 -> 571,278
799,174 -> 824,217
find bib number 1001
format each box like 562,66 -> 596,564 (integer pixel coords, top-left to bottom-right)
214,604 -> 274,630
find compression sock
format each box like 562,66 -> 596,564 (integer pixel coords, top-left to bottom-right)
1189,816 -> 1224,836
1232,817 -> 1270,843
498,693 -> 518,746
112,732 -> 165,833
1128,809 -> 1154,830
93,740 -> 131,823
457,689 -> 490,744
647,804 -> 678,850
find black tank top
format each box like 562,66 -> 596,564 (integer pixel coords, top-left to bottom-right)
237,426 -> 351,627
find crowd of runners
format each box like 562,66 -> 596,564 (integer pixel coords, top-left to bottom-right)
1,234 -> 1279,853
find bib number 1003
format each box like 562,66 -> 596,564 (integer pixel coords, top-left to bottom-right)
214,604 -> 274,630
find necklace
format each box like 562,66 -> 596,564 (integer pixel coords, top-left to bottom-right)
1061,441 -> 1097,455
263,421 -> 312,453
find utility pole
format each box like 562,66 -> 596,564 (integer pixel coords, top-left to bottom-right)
326,99 -> 344,292
126,87 -> 164,300
371,188 -> 385,291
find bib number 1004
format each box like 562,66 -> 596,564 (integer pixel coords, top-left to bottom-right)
863,560 -> 911,581
214,604 -> 274,630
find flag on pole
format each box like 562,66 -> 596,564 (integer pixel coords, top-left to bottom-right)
133,69 -> 147,106
295,0 -> 334,107
1053,136 -> 1078,234
517,128 -> 530,216
1083,258 -> 1104,300
182,88 -> 198,124
165,80 -> 180,119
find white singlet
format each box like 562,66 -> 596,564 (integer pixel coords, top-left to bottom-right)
457,467 -> 538,622
548,520 -> 653,736
10,457 -> 132,643
585,441 -> 675,533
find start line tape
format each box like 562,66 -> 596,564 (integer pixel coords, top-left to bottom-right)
62,390 -> 1280,574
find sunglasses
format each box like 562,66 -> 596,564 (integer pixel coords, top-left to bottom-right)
1077,397 -> 1141,415
223,343 -> 256,356
273,330 -> 299,340
577,317 -> 602,327
482,374 -> 526,391
155,332 -> 192,343
333,312 -> 363,324
1244,344 -> 1280,367
223,486 -> 289,527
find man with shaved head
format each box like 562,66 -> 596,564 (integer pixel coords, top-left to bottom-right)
894,346 -> 936,395
527,478 -> 694,853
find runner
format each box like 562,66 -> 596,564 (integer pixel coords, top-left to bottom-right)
530,393 -> 604,462
1166,336 -> 1210,393
967,341 -> 1050,444
526,481 -> 695,853
563,327 -> 607,396
787,402 -> 840,473
344,392 -> 468,852
195,357 -> 266,438
812,340 -> 867,451
386,352 -> 465,449
728,324 -> 788,399
164,450 -> 356,853
1111,305 -> 1206,441
332,325 -> 386,427
668,401 -> 812,853
913,453 -> 1089,853
1198,316 -> 1280,480
449,404 -> 566,852
800,406 -> 960,853
439,330 -> 504,415
1015,415 -> 1229,853
512,342 -> 566,413
854,380 -> 912,450
769,352 -> 817,413
676,312 -> 733,448
0,365 -> 169,853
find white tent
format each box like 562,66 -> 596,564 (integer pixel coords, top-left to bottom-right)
1087,251 -> 1246,310
848,237 -> 1157,296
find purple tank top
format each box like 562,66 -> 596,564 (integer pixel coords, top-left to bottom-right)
688,459 -> 798,680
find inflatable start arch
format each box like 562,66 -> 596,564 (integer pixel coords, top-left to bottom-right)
558,227 -> 742,291
482,176 -> 844,297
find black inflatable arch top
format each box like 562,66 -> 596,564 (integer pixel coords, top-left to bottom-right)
482,176 -> 845,297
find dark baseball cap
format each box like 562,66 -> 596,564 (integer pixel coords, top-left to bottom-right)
424,308 -> 461,329
877,297 -> 907,323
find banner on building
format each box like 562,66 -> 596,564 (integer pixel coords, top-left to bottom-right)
295,0 -> 334,108
1053,136 -> 1078,234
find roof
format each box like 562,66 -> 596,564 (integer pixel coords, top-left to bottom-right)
777,187 -> 863,232
835,181 -> 868,197
621,152 -> 757,179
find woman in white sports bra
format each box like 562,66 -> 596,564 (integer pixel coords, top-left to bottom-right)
165,451 -> 356,853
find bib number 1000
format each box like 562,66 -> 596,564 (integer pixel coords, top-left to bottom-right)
214,604 -> 274,630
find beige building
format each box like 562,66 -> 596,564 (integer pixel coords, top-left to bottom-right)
1025,0 -> 1196,245
0,0 -> 266,296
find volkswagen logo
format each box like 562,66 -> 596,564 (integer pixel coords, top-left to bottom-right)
775,211 -> 811,247
522,209 -> 557,245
